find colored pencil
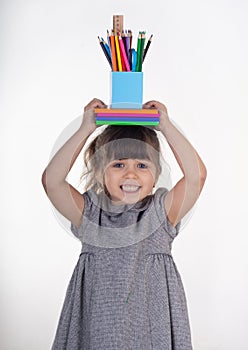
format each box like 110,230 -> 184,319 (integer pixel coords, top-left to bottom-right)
143,34 -> 153,62
114,30 -> 122,71
139,32 -> 146,71
109,31 -> 117,71
135,32 -> 142,72
123,31 -> 130,66
128,30 -> 132,68
122,31 -> 129,63
101,37 -> 111,60
120,48 -> 126,71
131,49 -> 137,71
129,30 -> 132,53
118,32 -> 131,71
98,36 -> 112,68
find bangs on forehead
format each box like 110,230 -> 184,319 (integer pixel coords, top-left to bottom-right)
104,138 -> 155,162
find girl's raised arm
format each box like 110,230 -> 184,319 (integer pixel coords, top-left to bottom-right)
143,100 -> 207,228
41,98 -> 107,229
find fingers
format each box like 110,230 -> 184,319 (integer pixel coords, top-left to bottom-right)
143,100 -> 165,109
143,100 -> 168,114
84,98 -> 107,112
143,100 -> 158,109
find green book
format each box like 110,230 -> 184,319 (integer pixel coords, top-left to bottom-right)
96,121 -> 159,126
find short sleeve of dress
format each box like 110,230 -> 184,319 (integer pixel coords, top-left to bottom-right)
70,191 -> 93,240
153,187 -> 181,239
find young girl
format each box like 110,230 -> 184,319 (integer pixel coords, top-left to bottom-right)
42,98 -> 207,349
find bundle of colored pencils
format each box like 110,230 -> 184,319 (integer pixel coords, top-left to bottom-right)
98,31 -> 153,72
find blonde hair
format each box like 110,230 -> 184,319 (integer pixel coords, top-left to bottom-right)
80,125 -> 162,194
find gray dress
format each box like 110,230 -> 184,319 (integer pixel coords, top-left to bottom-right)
51,187 -> 193,349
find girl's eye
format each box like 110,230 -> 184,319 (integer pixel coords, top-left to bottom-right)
137,163 -> 148,169
113,163 -> 124,168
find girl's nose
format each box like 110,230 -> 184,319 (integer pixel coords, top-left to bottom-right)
124,165 -> 138,178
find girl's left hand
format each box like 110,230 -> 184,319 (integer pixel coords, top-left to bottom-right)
80,98 -> 107,133
143,100 -> 170,131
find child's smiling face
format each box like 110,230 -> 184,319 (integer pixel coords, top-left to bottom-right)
103,158 -> 157,204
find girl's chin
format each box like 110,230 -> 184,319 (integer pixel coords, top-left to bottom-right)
110,190 -> 143,204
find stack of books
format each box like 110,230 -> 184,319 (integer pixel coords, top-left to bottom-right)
94,108 -> 160,126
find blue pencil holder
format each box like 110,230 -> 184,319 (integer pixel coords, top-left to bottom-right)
110,72 -> 143,109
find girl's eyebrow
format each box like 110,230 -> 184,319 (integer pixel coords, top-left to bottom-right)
113,159 -> 149,162
136,159 -> 153,163
110,158 -> 153,163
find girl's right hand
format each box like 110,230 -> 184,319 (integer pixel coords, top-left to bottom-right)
143,100 -> 170,131
80,98 -> 107,133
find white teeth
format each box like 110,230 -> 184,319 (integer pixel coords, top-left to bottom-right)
121,185 -> 140,192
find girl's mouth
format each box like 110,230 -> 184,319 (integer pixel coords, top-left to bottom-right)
120,185 -> 141,193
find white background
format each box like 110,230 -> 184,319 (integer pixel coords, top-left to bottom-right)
1,0 -> 248,349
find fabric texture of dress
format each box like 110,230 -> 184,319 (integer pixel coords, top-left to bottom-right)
51,187 -> 193,350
